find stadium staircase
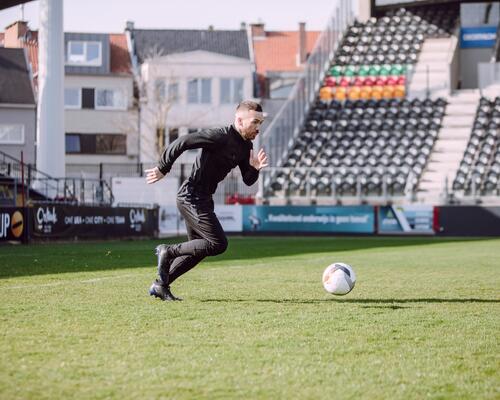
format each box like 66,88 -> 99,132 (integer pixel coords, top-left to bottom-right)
416,90 -> 479,203
408,36 -> 459,99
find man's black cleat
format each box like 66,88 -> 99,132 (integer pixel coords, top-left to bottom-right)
149,279 -> 183,301
155,244 -> 173,284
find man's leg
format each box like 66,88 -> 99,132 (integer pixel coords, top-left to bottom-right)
162,220 -> 204,285
150,198 -> 227,300
167,199 -> 227,281
167,199 -> 228,258
150,203 -> 206,301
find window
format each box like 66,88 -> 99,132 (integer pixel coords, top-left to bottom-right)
154,80 -> 179,103
82,88 -> 95,109
95,89 -> 126,110
64,88 -> 81,109
154,80 -> 166,101
168,83 -> 179,103
67,41 -> 102,66
168,128 -> 179,144
201,79 -> 211,103
220,79 -> 231,104
65,134 -> 81,153
187,78 -> 211,104
65,133 -> 126,154
96,134 -> 126,154
220,78 -> 244,104
0,124 -> 24,144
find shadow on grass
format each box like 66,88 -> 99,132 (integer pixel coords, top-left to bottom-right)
200,298 -> 500,305
0,236 -> 498,278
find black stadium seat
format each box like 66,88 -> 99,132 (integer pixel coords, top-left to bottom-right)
267,97 -> 447,197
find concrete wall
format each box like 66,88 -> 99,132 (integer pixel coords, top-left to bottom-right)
0,106 -> 36,165
460,47 -> 492,88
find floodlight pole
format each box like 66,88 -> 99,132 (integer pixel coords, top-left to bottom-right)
36,0 -> 65,184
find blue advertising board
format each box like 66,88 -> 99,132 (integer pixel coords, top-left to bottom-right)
460,26 -> 497,48
378,205 -> 434,234
242,205 -> 374,233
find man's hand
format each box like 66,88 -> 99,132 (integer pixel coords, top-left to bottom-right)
249,148 -> 269,171
145,167 -> 165,184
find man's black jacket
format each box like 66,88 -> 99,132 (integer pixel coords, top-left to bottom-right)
157,125 -> 259,199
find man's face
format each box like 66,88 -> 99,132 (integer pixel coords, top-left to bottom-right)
236,110 -> 265,141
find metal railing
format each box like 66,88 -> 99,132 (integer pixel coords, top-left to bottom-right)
259,167 -> 419,204
28,177 -> 114,206
440,166 -> 499,207
259,0 -> 353,171
0,149 -> 53,183
0,150 -> 114,206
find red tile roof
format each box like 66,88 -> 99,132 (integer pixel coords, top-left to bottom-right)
110,33 -> 132,74
253,30 -> 320,75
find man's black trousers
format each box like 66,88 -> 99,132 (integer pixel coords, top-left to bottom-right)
160,197 -> 228,285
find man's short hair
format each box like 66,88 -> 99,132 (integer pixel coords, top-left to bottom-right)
236,100 -> 263,113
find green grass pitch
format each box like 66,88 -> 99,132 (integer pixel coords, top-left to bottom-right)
0,236 -> 498,399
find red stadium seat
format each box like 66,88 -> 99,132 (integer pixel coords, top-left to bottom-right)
386,76 -> 398,85
363,77 -> 375,86
353,77 -> 365,87
339,77 -> 351,87
324,76 -> 337,87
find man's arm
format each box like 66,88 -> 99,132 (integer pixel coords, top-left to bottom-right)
158,128 -> 224,175
145,128 -> 224,184
239,148 -> 269,186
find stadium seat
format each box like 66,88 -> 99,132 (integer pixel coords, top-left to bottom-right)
269,97 -> 447,197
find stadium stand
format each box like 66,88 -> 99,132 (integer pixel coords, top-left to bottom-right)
452,96 -> 500,195
264,6 -> 458,201
267,97 -> 446,198
320,4 -> 460,102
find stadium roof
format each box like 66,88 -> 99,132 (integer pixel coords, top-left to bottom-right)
131,29 -> 251,63
0,0 -> 34,11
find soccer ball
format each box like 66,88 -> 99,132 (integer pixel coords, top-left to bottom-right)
322,262 -> 356,295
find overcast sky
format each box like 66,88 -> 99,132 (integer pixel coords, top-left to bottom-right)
1,0 -> 339,33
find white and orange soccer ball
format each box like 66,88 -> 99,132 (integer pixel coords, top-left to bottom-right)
322,262 -> 356,295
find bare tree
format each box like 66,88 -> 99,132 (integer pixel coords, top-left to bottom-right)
131,46 -> 221,163
131,46 -> 178,162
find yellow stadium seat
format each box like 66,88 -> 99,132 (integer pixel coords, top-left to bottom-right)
347,87 -> 360,100
360,86 -> 372,100
319,86 -> 333,100
371,85 -> 383,100
394,85 -> 406,98
334,87 -> 347,101
382,85 -> 395,99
